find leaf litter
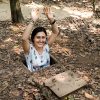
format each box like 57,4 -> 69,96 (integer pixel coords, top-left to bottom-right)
0,2 -> 100,100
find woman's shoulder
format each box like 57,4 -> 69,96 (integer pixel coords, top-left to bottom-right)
44,44 -> 49,51
29,43 -> 35,52
30,43 -> 34,48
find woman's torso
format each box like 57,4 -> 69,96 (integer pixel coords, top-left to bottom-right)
25,44 -> 50,71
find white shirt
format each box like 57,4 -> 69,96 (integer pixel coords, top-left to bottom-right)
25,44 -> 50,72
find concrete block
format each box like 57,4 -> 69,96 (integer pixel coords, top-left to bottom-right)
44,71 -> 87,97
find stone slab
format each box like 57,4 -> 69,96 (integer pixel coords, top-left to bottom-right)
44,71 -> 87,97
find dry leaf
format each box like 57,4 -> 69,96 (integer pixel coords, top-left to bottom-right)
84,92 -> 96,100
83,76 -> 90,82
77,71 -> 84,75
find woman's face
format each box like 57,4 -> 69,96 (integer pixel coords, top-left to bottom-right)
33,32 -> 47,48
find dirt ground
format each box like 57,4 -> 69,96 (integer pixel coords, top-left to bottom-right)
0,0 -> 100,100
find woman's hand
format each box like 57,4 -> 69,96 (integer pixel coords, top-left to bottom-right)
43,7 -> 54,22
31,8 -> 40,22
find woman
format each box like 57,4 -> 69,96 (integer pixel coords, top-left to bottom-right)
22,7 -> 59,72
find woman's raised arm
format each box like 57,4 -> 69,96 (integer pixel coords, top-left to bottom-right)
22,8 -> 40,54
43,7 -> 59,45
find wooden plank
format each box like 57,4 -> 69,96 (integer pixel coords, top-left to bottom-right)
44,71 -> 87,97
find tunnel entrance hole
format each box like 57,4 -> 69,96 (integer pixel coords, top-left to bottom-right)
21,54 -> 58,69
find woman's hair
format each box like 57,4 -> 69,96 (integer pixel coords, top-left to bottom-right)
31,27 -> 47,43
